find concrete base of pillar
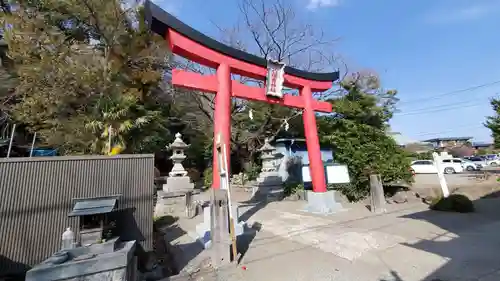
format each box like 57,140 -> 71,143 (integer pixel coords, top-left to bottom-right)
194,206 -> 246,249
303,190 -> 344,215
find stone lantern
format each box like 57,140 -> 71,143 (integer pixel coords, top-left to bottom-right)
258,138 -> 282,173
255,138 -> 283,198
162,133 -> 194,192
168,132 -> 189,177
155,133 -> 196,220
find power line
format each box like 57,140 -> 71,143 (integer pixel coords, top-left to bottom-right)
394,93 -> 498,116
410,124 -> 486,137
396,102 -> 483,116
398,95 -> 492,110
397,98 -> 486,112
398,80 -> 500,105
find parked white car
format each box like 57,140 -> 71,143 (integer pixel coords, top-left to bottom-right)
411,159 -> 465,174
464,156 -> 487,169
486,159 -> 500,167
460,159 -> 481,171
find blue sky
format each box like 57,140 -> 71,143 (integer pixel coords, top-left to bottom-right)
154,0 -> 500,144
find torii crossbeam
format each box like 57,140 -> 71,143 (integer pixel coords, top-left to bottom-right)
145,1 -> 339,193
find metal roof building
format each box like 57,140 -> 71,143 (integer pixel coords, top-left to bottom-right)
0,154 -> 155,277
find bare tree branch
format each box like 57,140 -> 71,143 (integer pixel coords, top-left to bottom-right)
169,0 -> 345,161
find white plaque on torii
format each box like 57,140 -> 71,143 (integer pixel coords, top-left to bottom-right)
266,59 -> 286,99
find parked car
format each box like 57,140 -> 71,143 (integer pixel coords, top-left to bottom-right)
460,159 -> 481,171
465,156 -> 486,168
487,159 -> 500,167
410,159 -> 465,174
485,154 -> 498,160
476,154 -> 500,166
441,158 -> 466,173
411,160 -> 437,174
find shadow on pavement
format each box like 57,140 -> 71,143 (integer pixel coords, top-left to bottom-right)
238,188 -> 285,223
155,216 -> 204,276
237,222 -> 261,264
379,271 -> 404,281
397,194 -> 500,281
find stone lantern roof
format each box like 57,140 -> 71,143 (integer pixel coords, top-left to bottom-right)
258,138 -> 275,152
168,133 -> 190,150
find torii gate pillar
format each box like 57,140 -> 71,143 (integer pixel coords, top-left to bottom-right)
212,63 -> 232,189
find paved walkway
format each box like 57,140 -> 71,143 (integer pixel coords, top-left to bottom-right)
226,199 -> 500,281
168,190 -> 500,281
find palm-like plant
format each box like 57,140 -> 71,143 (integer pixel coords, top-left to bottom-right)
85,94 -> 160,154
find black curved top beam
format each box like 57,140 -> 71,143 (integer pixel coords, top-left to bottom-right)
144,1 -> 339,82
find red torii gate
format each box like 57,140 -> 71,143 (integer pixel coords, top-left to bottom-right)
145,1 -> 339,193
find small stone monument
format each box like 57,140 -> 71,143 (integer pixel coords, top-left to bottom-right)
25,239 -> 137,281
369,174 -> 386,214
254,138 -> 284,199
163,133 -> 194,192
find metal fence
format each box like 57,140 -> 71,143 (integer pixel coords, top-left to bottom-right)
0,154 -> 155,276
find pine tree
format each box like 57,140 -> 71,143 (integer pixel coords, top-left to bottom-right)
485,99 -> 500,148
318,73 -> 412,201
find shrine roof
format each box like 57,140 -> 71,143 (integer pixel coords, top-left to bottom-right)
144,1 -> 339,83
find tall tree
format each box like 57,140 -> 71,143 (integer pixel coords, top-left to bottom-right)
3,0 -> 176,154
319,72 -> 413,201
485,98 -> 500,148
0,4 -> 17,135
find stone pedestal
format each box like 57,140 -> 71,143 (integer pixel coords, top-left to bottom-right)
162,176 -> 194,193
194,206 -> 246,249
155,189 -> 201,217
303,190 -> 344,215
255,173 -> 284,199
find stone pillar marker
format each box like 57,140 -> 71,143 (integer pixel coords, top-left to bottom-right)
162,133 -> 194,193
369,174 -> 386,214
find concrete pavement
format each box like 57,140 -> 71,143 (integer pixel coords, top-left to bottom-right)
225,199 -> 500,281
162,187 -> 500,281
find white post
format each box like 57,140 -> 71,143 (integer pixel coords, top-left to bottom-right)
6,124 -> 16,158
108,125 -> 113,154
29,132 -> 37,157
432,152 -> 450,198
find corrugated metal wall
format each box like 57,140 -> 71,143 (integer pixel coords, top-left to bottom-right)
0,154 -> 155,276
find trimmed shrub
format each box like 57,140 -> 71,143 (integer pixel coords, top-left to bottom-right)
430,194 -> 475,213
283,182 -> 304,197
246,163 -> 261,181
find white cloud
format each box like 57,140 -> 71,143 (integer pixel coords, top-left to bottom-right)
307,0 -> 340,10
